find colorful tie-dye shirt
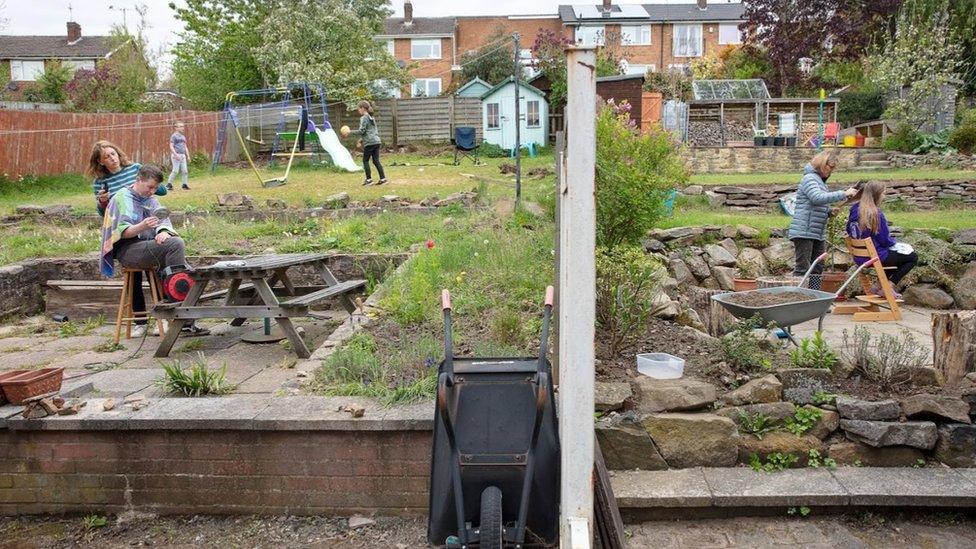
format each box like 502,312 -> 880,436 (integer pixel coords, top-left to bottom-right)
100,186 -> 177,277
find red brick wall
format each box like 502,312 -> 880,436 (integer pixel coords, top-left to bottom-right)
574,22 -> 737,71
0,430 -> 432,516
393,37 -> 455,96
456,17 -> 564,57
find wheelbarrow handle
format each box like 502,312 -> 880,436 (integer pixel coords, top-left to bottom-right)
796,252 -> 830,289
441,289 -> 452,311
544,285 -> 554,308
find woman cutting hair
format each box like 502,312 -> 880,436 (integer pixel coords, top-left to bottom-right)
846,181 -> 917,298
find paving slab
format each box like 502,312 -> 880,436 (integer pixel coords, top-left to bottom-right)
6,397 -> 137,430
0,336 -> 52,353
0,350 -> 63,370
71,368 -> 163,398
792,304 -> 936,352
704,468 -> 848,507
233,368 -> 298,394
831,467 -> 976,506
611,468 -> 712,508
32,335 -> 106,352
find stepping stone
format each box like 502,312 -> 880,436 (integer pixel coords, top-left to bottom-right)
611,468 -> 712,508
831,467 -> 976,506
704,467 -> 847,507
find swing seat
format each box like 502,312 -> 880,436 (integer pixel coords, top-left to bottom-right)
262,178 -> 287,188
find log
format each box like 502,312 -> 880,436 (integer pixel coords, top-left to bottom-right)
688,286 -> 737,337
932,310 -> 976,386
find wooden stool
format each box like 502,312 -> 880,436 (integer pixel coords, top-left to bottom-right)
114,267 -> 166,344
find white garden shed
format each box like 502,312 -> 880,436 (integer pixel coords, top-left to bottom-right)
480,77 -> 549,150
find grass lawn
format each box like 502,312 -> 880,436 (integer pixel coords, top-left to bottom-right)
691,168 -> 975,186
0,152 -> 552,216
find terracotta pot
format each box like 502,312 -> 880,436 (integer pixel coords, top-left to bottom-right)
820,271 -> 847,294
733,278 -> 758,292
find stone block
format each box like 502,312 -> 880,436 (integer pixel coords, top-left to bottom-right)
776,368 -> 834,405
841,419 -> 938,450
634,378 -> 716,413
900,394 -> 971,424
934,423 -> 976,467
827,440 -> 924,467
595,382 -> 632,412
596,417 -> 668,471
722,375 -> 782,406
836,397 -> 901,421
642,413 -> 738,468
704,467 -> 847,507
737,431 -> 823,465
831,467 -> 976,506
611,468 -> 712,508
716,402 -> 795,425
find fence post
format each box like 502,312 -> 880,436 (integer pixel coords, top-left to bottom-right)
559,46 -> 596,548
448,96 -> 456,142
391,99 -> 399,146
553,130 -> 565,385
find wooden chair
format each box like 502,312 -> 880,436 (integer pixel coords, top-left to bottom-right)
832,236 -> 902,322
114,267 -> 166,344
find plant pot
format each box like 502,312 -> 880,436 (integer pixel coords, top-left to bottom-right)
0,367 -> 64,405
854,135 -> 865,147
774,136 -> 786,146
763,136 -> 774,146
785,137 -> 797,147
733,278 -> 758,292
820,271 -> 848,294
0,370 -> 27,405
754,136 -> 764,147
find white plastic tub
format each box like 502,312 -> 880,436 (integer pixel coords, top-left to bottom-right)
636,353 -> 685,379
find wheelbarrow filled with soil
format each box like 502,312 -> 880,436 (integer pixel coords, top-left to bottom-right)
711,253 -> 878,345
428,287 -> 559,549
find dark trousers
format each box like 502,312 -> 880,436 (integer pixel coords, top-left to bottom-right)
792,238 -> 827,290
883,250 -> 918,285
115,237 -> 188,311
362,144 -> 385,180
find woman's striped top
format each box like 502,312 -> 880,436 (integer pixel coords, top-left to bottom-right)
92,163 -> 167,214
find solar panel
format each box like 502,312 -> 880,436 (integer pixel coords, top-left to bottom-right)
692,79 -> 771,100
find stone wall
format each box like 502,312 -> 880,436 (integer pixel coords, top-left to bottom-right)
682,147 -> 877,174
888,152 -> 976,170
689,179 -> 976,211
0,427 -> 431,516
0,253 -> 406,319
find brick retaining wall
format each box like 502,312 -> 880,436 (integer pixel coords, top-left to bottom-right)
683,147 -> 876,174
0,429 -> 431,516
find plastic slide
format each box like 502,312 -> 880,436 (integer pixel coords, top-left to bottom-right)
314,128 -> 361,172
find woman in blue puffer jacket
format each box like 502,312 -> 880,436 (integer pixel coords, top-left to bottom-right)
787,151 -> 858,288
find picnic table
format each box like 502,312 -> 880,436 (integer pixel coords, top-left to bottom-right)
151,253 -> 365,359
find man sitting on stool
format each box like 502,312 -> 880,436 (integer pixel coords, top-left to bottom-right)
100,164 -> 208,336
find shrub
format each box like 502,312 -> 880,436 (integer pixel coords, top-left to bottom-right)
883,124 -> 922,153
842,327 -> 929,389
157,354 -> 233,396
806,449 -> 836,469
912,129 -> 953,154
720,315 -> 774,373
948,123 -> 976,155
837,88 -> 885,128
595,101 -> 688,248
479,142 -> 508,158
596,246 -> 665,357
750,452 -> 798,472
790,331 -> 838,370
37,62 -> 74,103
643,70 -> 692,100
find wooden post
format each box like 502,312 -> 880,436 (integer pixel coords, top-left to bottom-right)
932,310 -> 976,386
391,99 -> 399,146
553,130 -> 565,385
559,46 -> 596,548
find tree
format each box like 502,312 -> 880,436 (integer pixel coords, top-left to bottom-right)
251,0 -> 409,104
741,0 -> 836,96
65,27 -> 157,112
37,62 -> 73,103
169,0 -> 272,110
459,28 -> 515,86
531,29 -> 622,108
868,0 -> 962,129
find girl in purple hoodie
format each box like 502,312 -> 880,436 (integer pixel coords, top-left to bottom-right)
846,181 -> 917,297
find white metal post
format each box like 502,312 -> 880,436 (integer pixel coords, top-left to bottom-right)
558,46 -> 596,549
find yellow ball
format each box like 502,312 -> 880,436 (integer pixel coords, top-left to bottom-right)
339,125 -> 350,137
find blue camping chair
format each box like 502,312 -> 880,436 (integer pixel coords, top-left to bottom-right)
453,126 -> 481,165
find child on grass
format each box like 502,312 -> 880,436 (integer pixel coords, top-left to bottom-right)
342,101 -> 386,186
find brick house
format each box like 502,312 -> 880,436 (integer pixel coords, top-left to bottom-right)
558,1 -> 746,76
380,1 -> 744,97
0,22 -> 114,86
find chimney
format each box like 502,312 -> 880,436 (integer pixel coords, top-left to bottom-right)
67,22 -> 81,43
697,0 -> 707,10
602,0 -> 612,11
404,1 -> 413,25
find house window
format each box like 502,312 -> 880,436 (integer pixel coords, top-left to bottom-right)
412,78 -> 441,97
411,39 -> 441,59
372,79 -> 401,99
9,60 -> 45,81
575,26 -> 605,46
487,103 -> 500,129
624,63 -> 653,76
63,59 -> 95,72
526,100 -> 540,128
718,23 -> 743,45
672,24 -> 703,57
621,25 -> 651,46
386,39 -> 395,56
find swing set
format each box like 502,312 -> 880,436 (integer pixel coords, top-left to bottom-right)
211,82 -> 358,187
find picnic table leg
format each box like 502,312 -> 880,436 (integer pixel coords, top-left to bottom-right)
276,268 -> 297,296
154,279 -> 209,358
224,279 -> 242,305
316,261 -> 357,314
231,273 -> 281,327
251,278 -> 311,358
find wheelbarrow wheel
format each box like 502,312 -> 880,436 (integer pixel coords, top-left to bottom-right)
479,486 -> 503,549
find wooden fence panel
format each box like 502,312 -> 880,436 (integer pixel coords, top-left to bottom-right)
0,110 -> 221,177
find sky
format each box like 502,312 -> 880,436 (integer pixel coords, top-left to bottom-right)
0,0 -> 709,77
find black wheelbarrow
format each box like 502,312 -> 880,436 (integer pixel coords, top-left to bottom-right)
427,287 -> 559,549
711,252 -> 879,345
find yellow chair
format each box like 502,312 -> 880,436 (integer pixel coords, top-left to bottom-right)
114,267 -> 166,343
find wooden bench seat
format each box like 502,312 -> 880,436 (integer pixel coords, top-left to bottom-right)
280,280 -> 365,308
